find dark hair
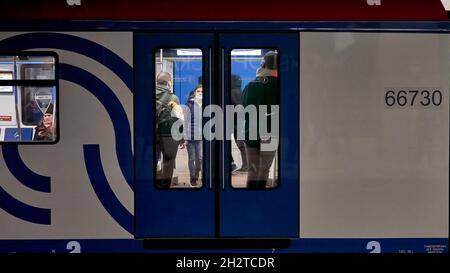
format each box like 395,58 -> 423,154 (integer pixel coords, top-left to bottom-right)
194,84 -> 202,91
45,104 -> 54,115
261,51 -> 278,70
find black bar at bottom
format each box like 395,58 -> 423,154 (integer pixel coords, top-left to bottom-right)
143,239 -> 291,249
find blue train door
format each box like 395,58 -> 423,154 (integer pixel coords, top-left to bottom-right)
135,33 -> 215,237
135,33 -> 299,238
219,34 -> 299,237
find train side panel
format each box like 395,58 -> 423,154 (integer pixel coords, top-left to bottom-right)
300,32 -> 449,238
0,32 -> 134,239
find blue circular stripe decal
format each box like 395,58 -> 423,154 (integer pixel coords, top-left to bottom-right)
60,63 -> 133,190
83,144 -> 133,234
2,144 -> 51,193
0,32 -> 133,92
0,185 -> 51,225
0,33 -> 133,228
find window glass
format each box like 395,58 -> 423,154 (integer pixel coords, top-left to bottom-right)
21,86 -> 56,126
0,54 -> 57,143
154,48 -> 203,189
230,49 -> 279,189
18,56 -> 55,80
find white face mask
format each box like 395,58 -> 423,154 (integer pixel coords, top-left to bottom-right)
194,94 -> 202,104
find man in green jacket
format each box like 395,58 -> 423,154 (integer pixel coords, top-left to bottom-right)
155,71 -> 184,188
241,51 -> 279,188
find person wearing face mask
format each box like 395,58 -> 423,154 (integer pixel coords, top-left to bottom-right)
183,84 -> 203,186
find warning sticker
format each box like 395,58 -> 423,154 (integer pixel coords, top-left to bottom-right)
0,115 -> 12,122
424,245 -> 447,253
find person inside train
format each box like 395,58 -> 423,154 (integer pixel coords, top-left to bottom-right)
23,99 -> 43,125
183,84 -> 203,186
230,74 -> 249,173
155,71 -> 184,188
33,103 -> 55,141
241,51 -> 279,188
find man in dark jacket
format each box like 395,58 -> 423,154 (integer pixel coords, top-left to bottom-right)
241,51 -> 279,188
155,71 -> 183,188
183,85 -> 203,186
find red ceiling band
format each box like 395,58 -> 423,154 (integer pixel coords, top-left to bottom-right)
0,0 -> 447,21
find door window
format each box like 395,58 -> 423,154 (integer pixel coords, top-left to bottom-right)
154,48 -> 204,189
230,49 -> 279,189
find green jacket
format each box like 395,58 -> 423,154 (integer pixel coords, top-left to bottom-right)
155,85 -> 181,137
241,76 -> 279,147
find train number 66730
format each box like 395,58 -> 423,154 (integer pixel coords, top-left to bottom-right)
384,89 -> 442,107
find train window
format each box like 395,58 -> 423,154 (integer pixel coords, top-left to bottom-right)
230,49 -> 279,189
19,56 -> 55,80
0,53 -> 58,143
154,48 -> 203,189
21,87 -> 56,126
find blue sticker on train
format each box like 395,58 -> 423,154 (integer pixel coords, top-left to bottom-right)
4,128 -> 33,141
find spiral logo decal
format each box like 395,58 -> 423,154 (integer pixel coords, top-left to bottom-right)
0,33 -> 133,232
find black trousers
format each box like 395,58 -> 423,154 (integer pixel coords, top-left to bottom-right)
245,142 -> 276,189
155,136 -> 179,188
232,138 -> 248,167
231,120 -> 248,168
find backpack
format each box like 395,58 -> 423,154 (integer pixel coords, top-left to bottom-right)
155,92 -> 175,131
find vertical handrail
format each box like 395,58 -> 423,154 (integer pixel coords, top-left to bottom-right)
13,56 -> 21,141
209,48 -> 213,190
221,48 -> 225,191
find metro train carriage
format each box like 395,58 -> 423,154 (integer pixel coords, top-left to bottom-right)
0,0 -> 448,253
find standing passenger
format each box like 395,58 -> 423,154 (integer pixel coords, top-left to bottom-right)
184,85 -> 203,186
155,71 -> 184,188
241,51 -> 279,188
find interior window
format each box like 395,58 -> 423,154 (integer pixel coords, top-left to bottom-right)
0,54 -> 57,143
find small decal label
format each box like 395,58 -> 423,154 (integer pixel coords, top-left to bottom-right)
424,244 -> 447,253
0,115 -> 12,121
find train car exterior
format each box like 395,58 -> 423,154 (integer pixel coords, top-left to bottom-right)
0,0 -> 448,253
